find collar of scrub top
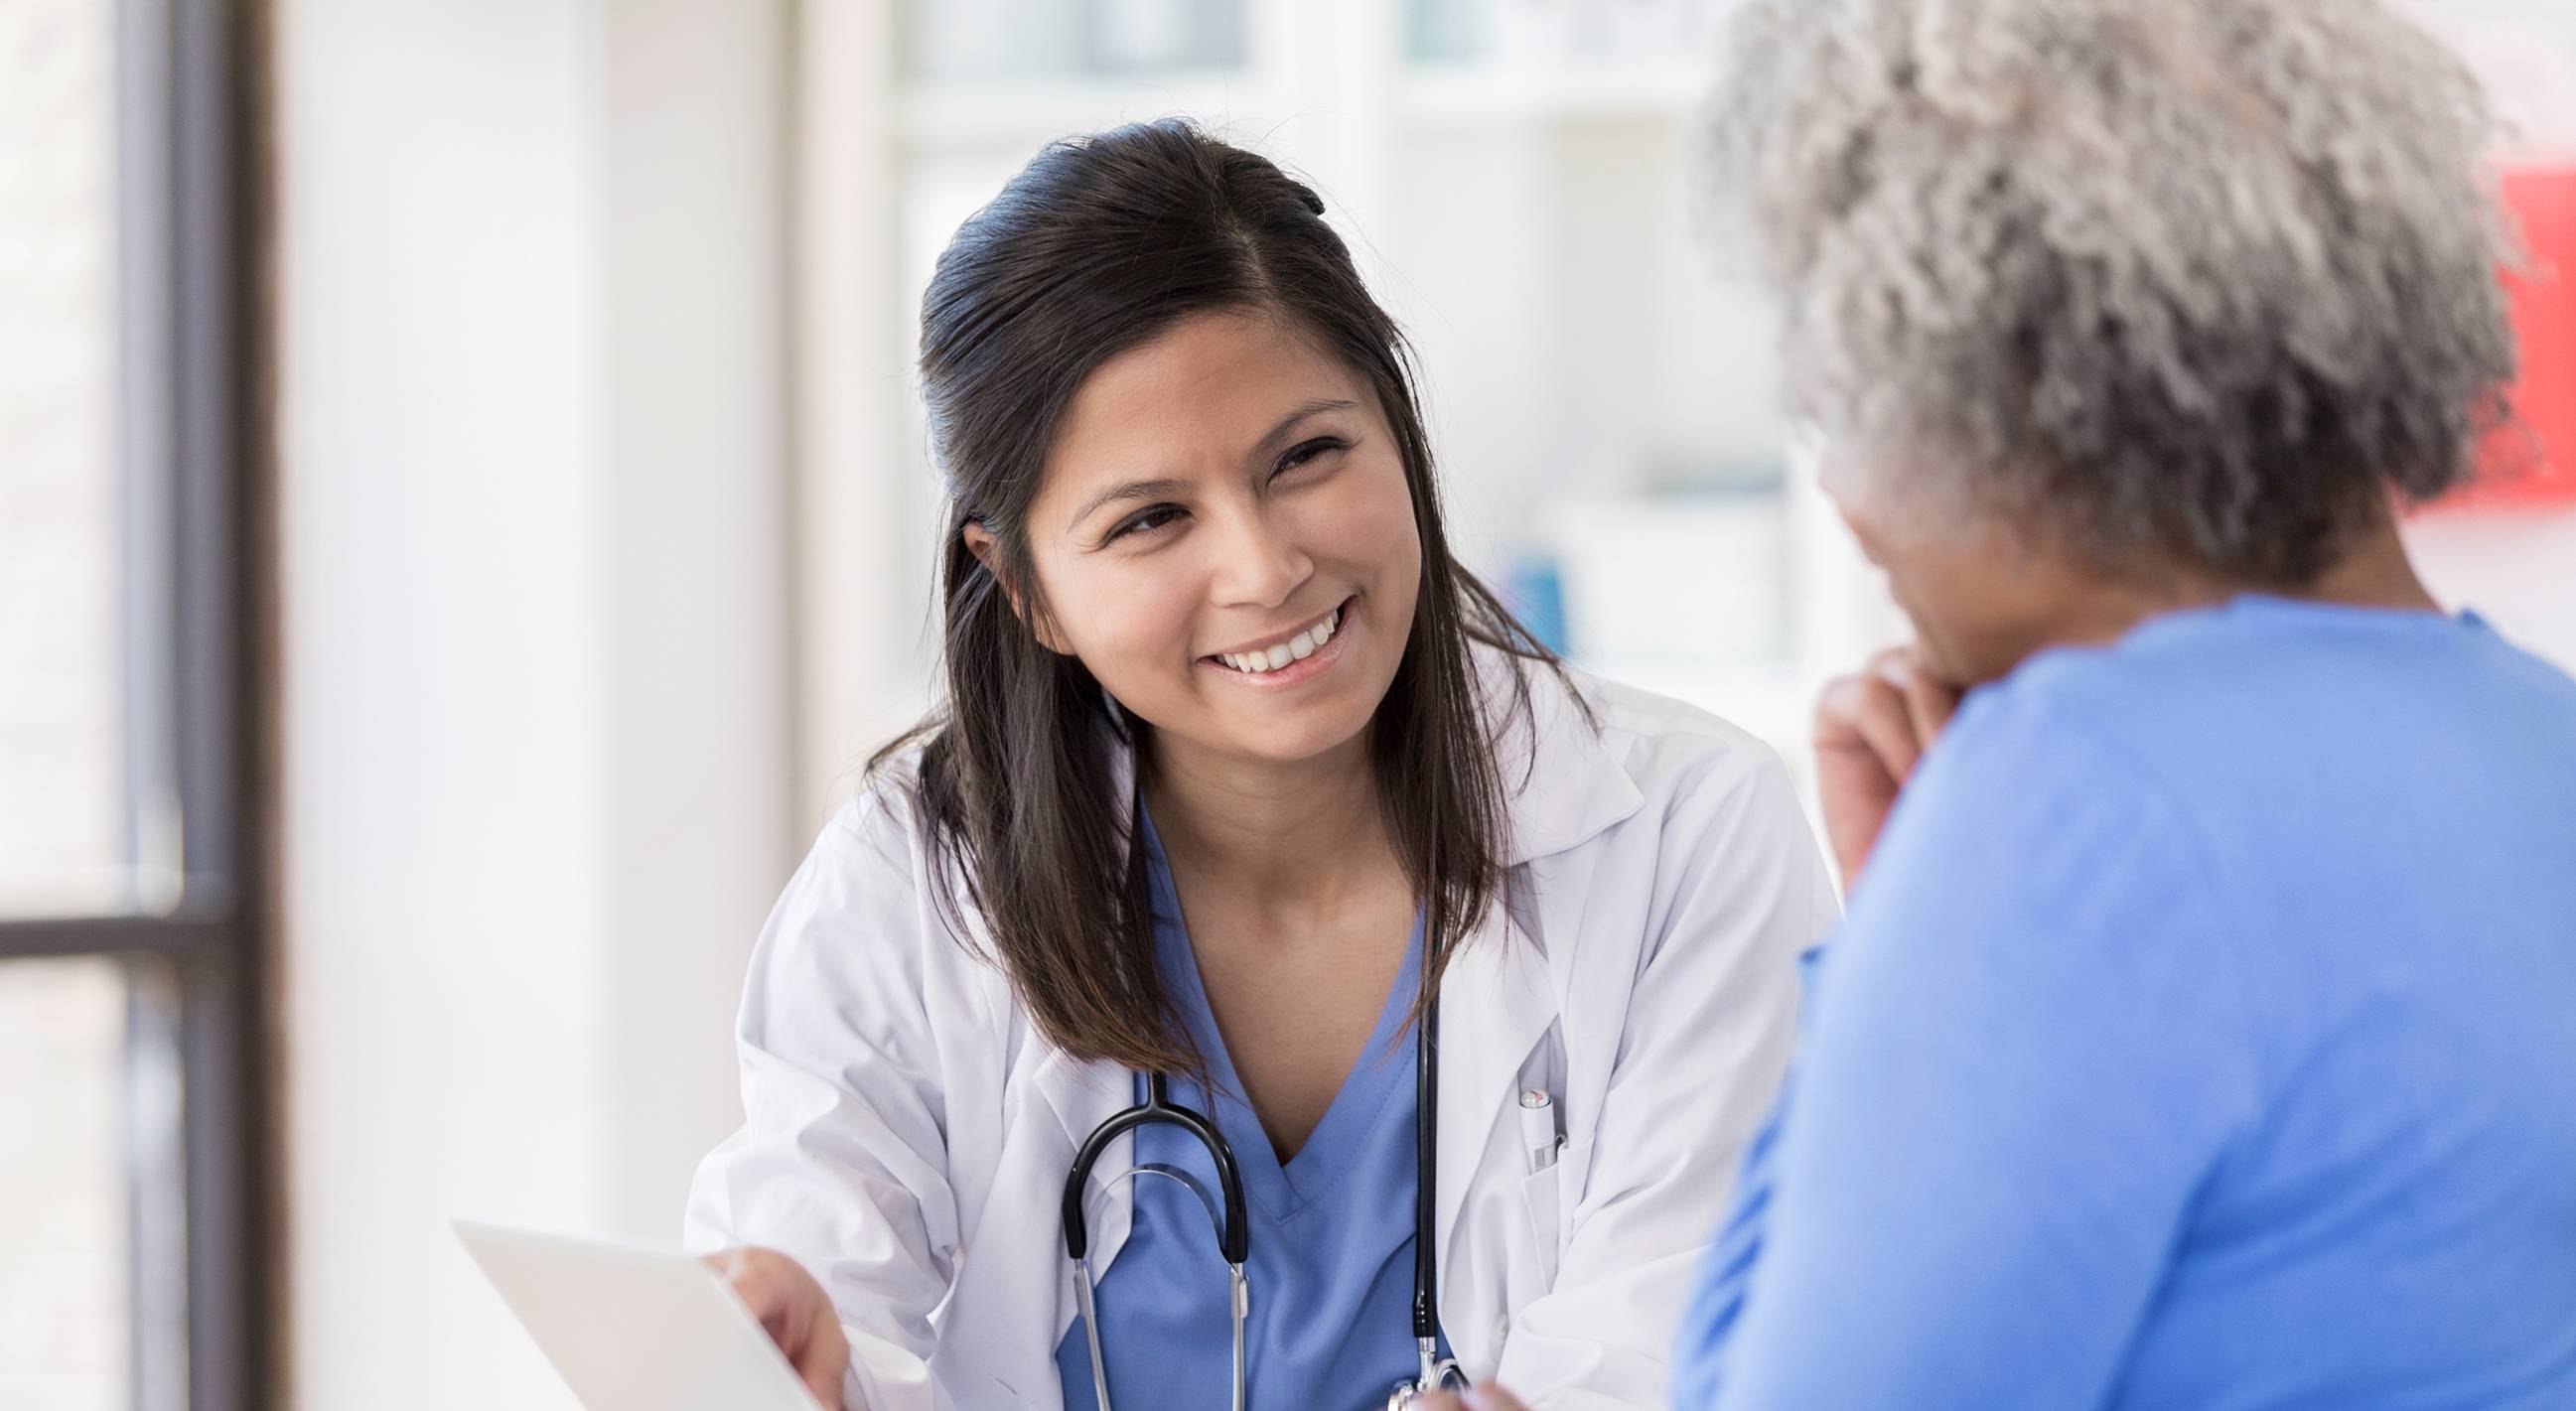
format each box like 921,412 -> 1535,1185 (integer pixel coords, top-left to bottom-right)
1056,774 -> 1469,1411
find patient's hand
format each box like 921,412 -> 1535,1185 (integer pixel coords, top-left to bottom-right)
1814,644 -> 1962,888
1415,1385 -> 1528,1411
702,1245 -> 852,1409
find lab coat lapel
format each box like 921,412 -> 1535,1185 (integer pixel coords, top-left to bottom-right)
1434,652 -> 1646,1283
937,1048 -> 1127,1409
1490,651 -> 1645,869
1029,1049 -> 1136,1274
999,709 -> 1146,1358
1432,893 -> 1554,1278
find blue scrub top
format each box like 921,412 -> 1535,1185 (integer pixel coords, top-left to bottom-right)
1673,597 -> 2576,1408
1057,811 -> 1447,1411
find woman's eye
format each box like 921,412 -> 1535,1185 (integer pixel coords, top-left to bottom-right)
1105,503 -> 1184,543
1272,436 -> 1348,479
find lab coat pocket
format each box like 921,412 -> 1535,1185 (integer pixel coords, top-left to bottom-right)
1513,1160 -> 1564,1293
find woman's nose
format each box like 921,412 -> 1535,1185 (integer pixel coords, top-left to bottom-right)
1207,503 -> 1312,609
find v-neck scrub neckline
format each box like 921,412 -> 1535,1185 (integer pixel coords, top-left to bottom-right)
1140,809 -> 1422,1217
1055,808 -> 1449,1411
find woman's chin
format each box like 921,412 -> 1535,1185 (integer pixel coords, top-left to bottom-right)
1154,700 -> 1375,774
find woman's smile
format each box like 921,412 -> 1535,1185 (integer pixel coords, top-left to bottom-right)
1200,595 -> 1357,688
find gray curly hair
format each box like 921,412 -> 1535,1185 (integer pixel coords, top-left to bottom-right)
1699,0 -> 2520,584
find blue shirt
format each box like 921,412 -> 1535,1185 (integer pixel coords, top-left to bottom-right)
1675,597 -> 2576,1409
1058,813 -> 1446,1411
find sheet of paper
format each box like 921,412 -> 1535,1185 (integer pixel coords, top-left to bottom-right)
456,1219 -> 821,1411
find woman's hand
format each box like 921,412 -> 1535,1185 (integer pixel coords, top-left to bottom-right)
702,1246 -> 851,1410
1415,1385 -> 1528,1411
1813,645 -> 1962,887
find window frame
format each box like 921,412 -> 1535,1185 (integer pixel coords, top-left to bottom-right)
0,1 -> 274,1408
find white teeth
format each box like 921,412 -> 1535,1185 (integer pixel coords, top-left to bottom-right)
1215,604 -> 1346,675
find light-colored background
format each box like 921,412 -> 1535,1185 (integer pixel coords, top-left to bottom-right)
4,2 -> 2573,1408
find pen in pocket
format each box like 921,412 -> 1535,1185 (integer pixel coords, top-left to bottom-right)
1519,1089 -> 1562,1175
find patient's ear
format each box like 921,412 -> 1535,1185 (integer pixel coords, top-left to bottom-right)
960,521 -> 1071,655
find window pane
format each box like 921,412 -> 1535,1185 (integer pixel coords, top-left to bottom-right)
0,0 -> 127,917
0,957 -> 132,1411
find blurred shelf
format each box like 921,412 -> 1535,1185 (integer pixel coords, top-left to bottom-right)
1392,63 -> 1711,124
900,71 -> 1280,147
898,62 -> 1714,145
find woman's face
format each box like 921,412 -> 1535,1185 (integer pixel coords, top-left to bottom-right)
1818,438 -> 2075,689
996,310 -> 1422,769
1826,435 -> 2258,691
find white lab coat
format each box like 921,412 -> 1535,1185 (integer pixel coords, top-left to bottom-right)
684,650 -> 1837,1410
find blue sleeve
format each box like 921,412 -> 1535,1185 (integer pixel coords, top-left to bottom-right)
1671,694 -> 2262,1410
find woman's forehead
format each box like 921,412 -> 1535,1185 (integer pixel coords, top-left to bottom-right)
1045,313 -> 1367,481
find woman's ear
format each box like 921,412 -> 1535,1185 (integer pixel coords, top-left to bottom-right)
960,519 -> 1002,578
961,521 -> 1072,655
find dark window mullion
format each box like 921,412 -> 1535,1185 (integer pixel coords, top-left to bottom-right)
169,0 -> 241,906
163,0 -> 270,1409
0,915 -> 229,964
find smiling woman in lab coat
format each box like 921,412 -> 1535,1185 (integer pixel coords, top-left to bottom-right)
682,120 -> 1833,1411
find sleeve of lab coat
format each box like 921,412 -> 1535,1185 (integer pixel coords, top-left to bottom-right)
684,790 -> 967,1411
1494,745 -> 1839,1409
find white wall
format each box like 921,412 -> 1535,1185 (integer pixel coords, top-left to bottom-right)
273,2 -> 791,1406
2401,0 -> 2576,674
599,0 -> 795,1245
2407,509 -> 2576,673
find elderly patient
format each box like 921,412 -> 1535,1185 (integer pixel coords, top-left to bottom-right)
1437,1 -> 2576,1408
1673,0 -> 2576,1407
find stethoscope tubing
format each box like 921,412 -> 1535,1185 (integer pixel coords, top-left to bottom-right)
1060,984 -> 1461,1407
1062,1071 -> 1249,1266
1061,779 -> 1462,1407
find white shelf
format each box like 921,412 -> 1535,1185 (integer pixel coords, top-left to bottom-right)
900,71 -> 1279,147
898,61 -> 1715,147
1392,63 -> 1711,124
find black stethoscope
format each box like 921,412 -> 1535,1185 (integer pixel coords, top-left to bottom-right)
1059,951 -> 1468,1410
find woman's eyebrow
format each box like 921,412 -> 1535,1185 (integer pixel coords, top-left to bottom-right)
1252,398 -> 1360,460
1063,399 -> 1360,531
1068,477 -> 1191,531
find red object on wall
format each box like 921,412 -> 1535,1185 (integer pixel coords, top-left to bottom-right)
2450,164 -> 2576,510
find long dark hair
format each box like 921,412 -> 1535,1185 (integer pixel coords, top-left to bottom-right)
879,119 -> 1563,1075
